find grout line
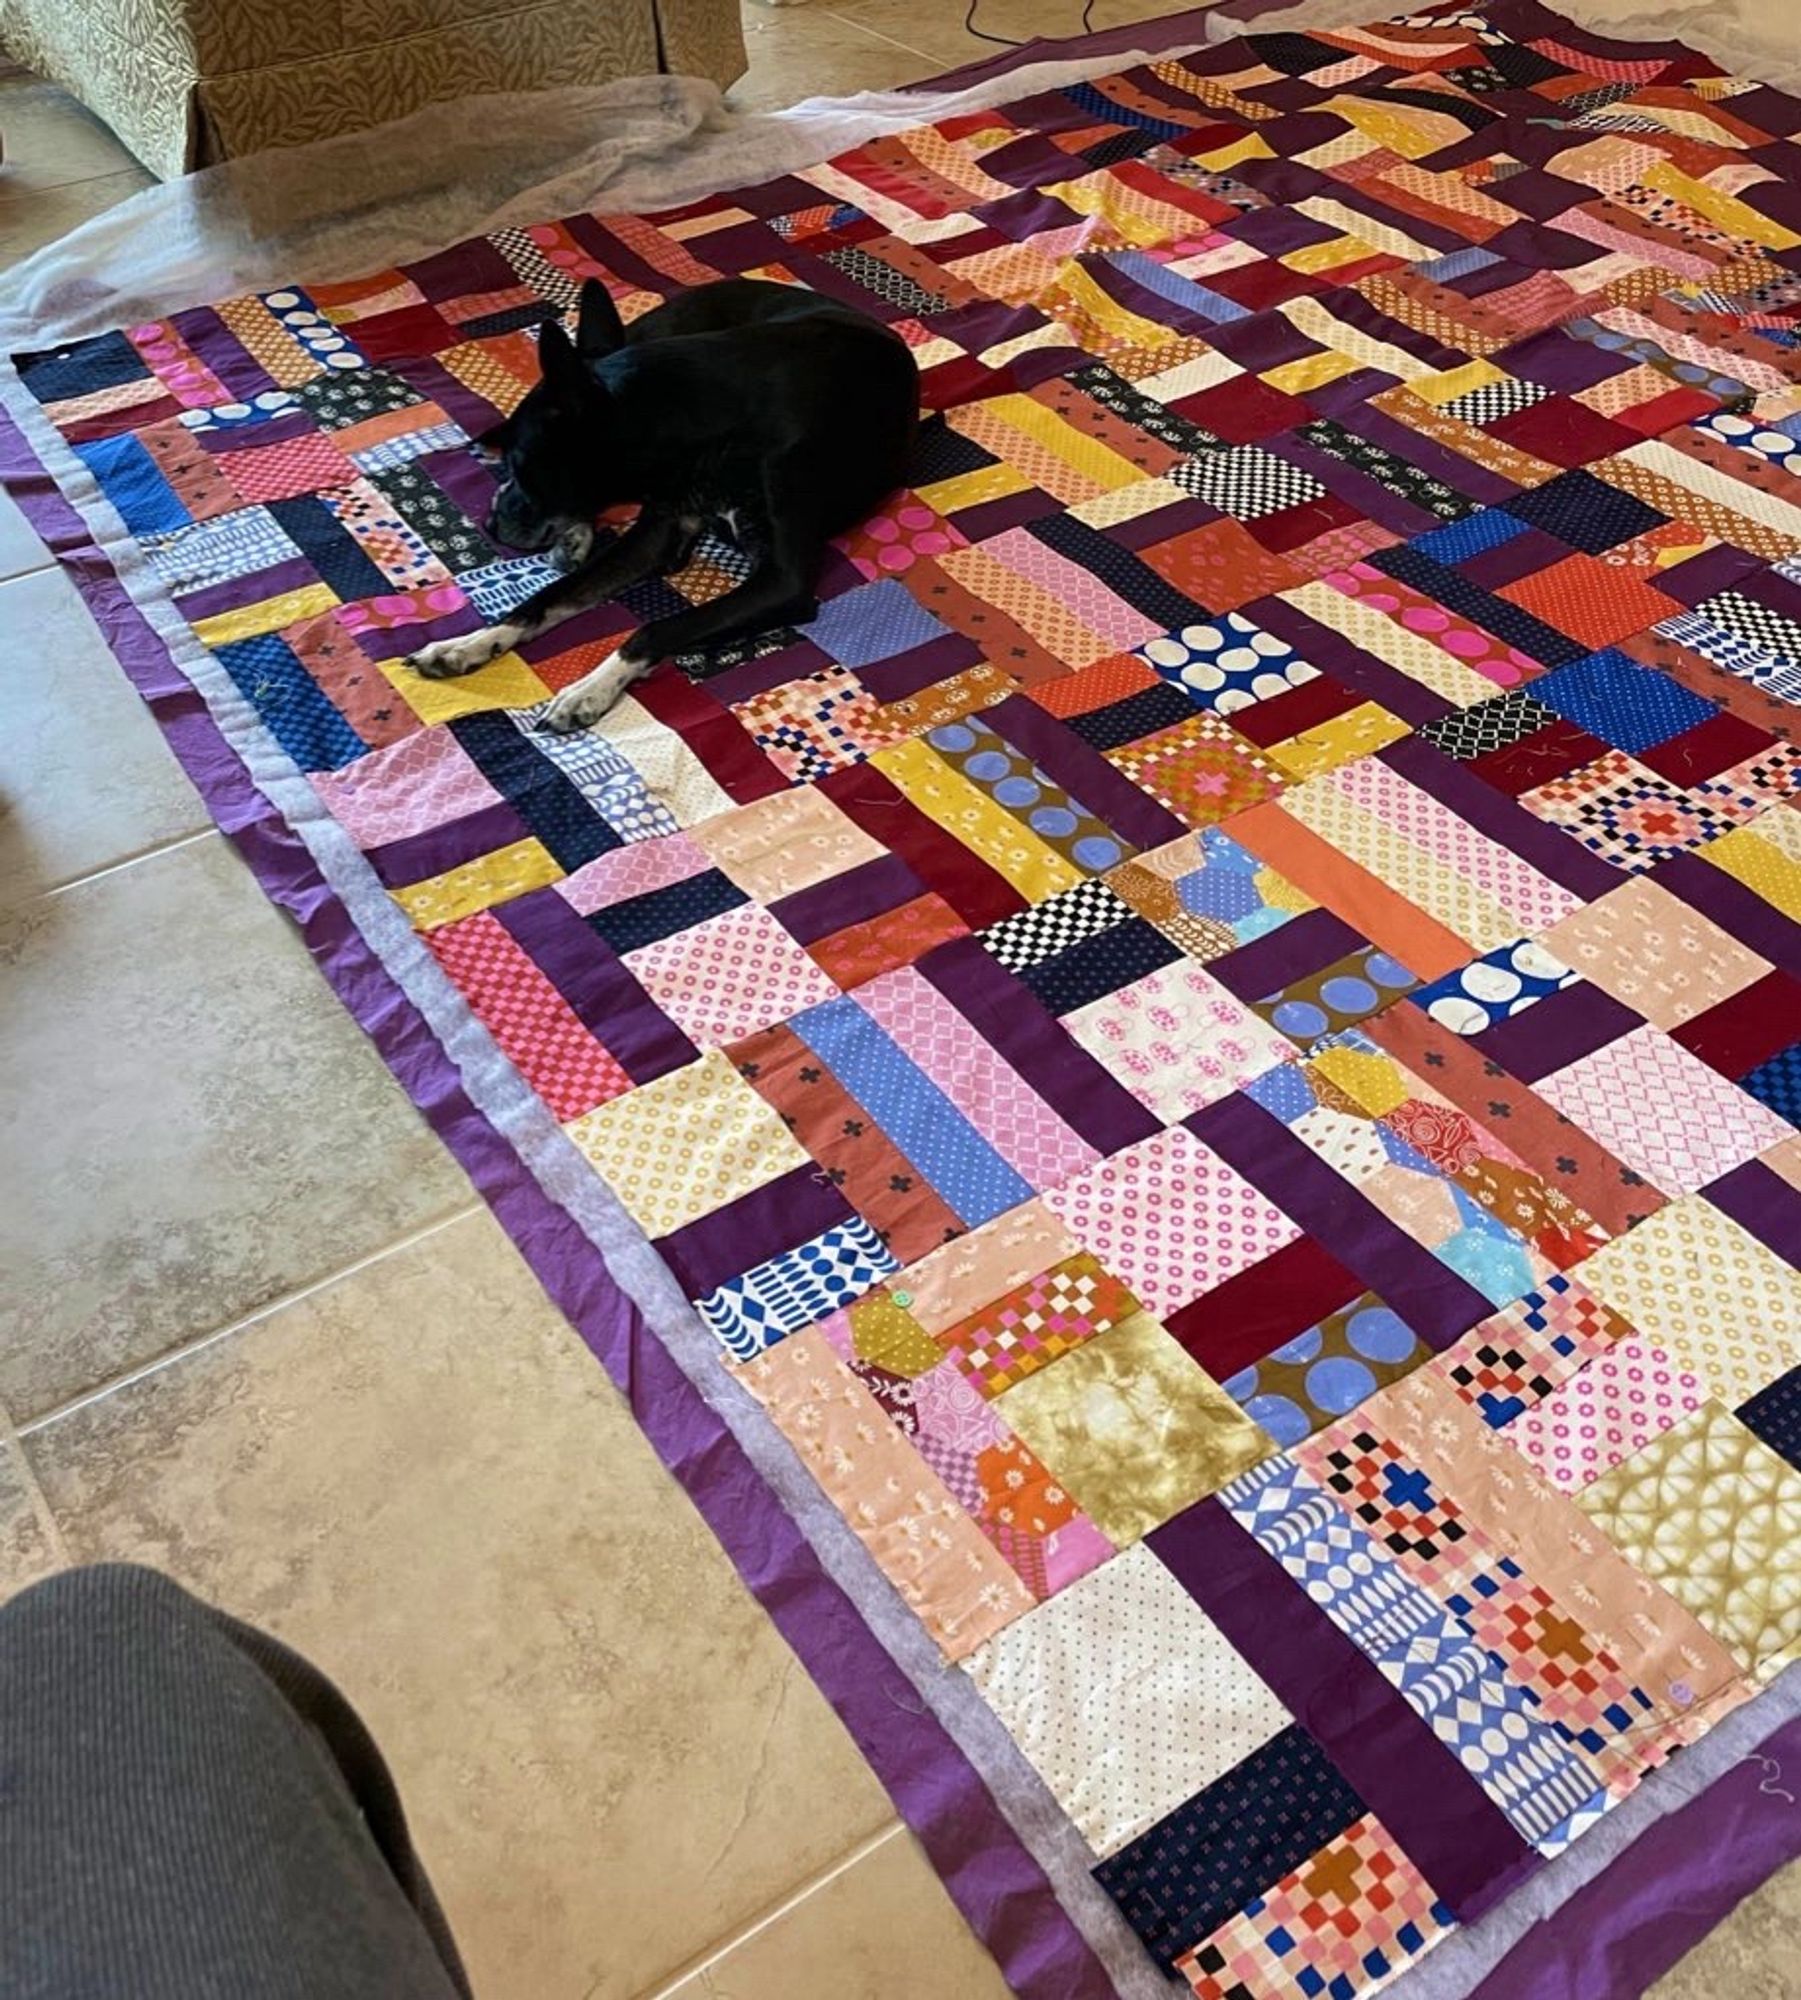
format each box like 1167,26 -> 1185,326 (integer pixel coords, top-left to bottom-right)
818,8 -> 965,64
0,164 -> 150,210
38,827 -> 221,899
17,1201 -> 484,1438
631,1821 -> 906,2000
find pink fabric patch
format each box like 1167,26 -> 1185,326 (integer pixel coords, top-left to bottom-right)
1043,1126 -> 1301,1321
309,726 -> 501,847
981,526 -> 1165,650
855,965 -> 1100,1189
624,902 -> 840,1047
1537,1025 -> 1794,1197
1330,755 -> 1583,934
1507,1335 -> 1706,1492
557,830 -> 714,915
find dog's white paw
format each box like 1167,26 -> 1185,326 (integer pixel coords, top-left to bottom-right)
537,654 -> 638,734
553,522 -> 595,572
405,628 -> 517,679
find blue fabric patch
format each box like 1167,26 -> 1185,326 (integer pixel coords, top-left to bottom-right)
1532,648 -> 1717,752
803,578 -> 950,668
212,633 -> 365,772
793,994 -> 1032,1227
75,433 -> 189,537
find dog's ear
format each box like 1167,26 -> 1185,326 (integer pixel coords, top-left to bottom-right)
576,278 -> 625,360
537,318 -> 588,397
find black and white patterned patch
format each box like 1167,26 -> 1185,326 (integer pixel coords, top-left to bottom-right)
822,246 -> 953,318
1067,362 -> 1226,456
1170,445 -> 1326,521
1440,377 -> 1551,427
980,878 -> 1137,973
490,226 -> 584,311
1690,590 -> 1801,667
1295,419 -> 1477,521
1418,691 -> 1560,760
367,462 -> 496,574
296,367 -> 425,432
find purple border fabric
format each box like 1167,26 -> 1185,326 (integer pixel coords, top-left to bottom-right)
0,404 -> 1118,2000
1470,1712 -> 1801,2000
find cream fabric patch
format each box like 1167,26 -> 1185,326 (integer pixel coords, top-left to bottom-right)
564,1048 -> 807,1238
965,1542 -> 1290,1858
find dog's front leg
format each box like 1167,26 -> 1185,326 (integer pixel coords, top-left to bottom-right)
404,506 -> 694,682
539,536 -> 823,735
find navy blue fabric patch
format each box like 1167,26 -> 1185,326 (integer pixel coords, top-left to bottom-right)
1094,1723 -> 1368,1973
1736,1364 -> 1801,1475
1018,915 -> 1181,1016
1740,1040 -> 1801,1125
1067,682 -> 1198,752
266,495 -> 393,603
18,331 -> 149,405
1503,469 -> 1664,554
584,869 -> 751,955
449,709 -> 622,871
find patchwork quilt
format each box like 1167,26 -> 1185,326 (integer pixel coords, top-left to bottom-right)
11,1 -> 1801,1991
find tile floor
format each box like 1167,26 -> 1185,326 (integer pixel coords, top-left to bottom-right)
0,4 -> 1794,1993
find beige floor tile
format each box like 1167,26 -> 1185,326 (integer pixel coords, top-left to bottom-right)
0,835 -> 471,1421
0,489 -> 48,583
0,76 -> 144,195
0,166 -> 153,269
0,1429 -> 63,1597
732,7 -> 950,110
673,1825 -> 1013,1999
1652,1859 -> 1801,1999
24,1207 -> 894,1999
0,567 -> 210,907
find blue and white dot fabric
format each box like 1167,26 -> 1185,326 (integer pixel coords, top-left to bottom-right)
1137,613 -> 1318,715
1411,939 -> 1577,1036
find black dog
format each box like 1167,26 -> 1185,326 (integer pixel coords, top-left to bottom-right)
404,277 -> 920,731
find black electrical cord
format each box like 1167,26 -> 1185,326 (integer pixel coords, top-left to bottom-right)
962,0 -> 1100,49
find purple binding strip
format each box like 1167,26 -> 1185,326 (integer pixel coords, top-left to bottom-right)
0,402 -> 1118,2000
1470,1710 -> 1801,2000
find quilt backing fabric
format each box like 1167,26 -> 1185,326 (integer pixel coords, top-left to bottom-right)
12,2 -> 1801,1991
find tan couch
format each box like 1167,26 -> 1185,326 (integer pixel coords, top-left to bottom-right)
0,0 -> 747,179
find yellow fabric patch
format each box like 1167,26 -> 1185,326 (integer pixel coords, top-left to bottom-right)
1262,348 -> 1361,396
1262,701 -> 1410,779
1309,1045 -> 1409,1119
848,1293 -> 945,1378
875,739 -> 1083,905
919,461 -> 1033,515
391,836 -> 564,931
1580,1196 -> 1801,1407
564,1048 -> 808,1239
1703,819 -> 1801,922
995,1311 -> 1272,1545
380,650 -> 550,726
193,582 -> 339,646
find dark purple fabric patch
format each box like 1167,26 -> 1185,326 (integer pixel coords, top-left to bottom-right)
1149,1497 -> 1538,1919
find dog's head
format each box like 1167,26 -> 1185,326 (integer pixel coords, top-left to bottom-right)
482,280 -> 626,551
